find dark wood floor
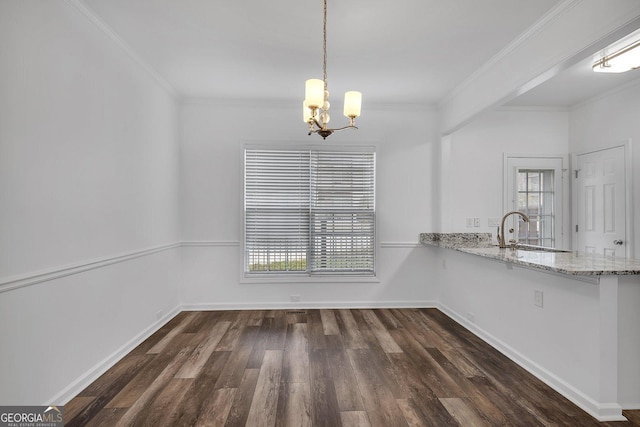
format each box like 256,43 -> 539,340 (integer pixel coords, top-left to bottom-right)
65,308 -> 640,426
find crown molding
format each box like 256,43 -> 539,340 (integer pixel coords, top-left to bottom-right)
180,97 -> 436,112
439,0 -> 640,135
441,0 -> 581,106
64,0 -> 177,98
493,105 -> 569,113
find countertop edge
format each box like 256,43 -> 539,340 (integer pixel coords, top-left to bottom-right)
419,233 -> 640,276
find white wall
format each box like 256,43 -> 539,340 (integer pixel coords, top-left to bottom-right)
433,248 -> 602,405
438,108 -> 569,240
179,100 -> 439,308
431,245 -> 640,419
0,1 -> 181,404
569,82 -> 640,259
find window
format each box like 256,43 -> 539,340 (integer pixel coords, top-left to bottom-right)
244,147 -> 375,275
504,155 -> 565,248
516,169 -> 555,247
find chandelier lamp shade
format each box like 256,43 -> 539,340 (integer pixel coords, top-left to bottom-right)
303,0 -> 361,139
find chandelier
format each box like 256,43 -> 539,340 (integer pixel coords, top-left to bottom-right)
303,0 -> 361,139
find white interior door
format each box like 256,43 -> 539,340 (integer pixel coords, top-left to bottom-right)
575,145 -> 627,257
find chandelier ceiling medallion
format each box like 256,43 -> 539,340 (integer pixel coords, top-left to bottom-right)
303,0 -> 361,139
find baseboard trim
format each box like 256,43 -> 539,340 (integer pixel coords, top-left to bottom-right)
437,302 -> 626,422
180,301 -> 439,311
48,306 -> 182,405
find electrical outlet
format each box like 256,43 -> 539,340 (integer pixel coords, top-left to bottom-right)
474,218 -> 481,227
488,218 -> 501,227
466,218 -> 474,228
534,290 -> 543,308
290,295 -> 301,302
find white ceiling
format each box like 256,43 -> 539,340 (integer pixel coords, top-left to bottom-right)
506,54 -> 640,108
81,0 -> 569,105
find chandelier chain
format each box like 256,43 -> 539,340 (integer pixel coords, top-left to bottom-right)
304,0 -> 359,139
322,0 -> 327,90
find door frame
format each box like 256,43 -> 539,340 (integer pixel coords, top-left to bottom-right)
571,140 -> 634,258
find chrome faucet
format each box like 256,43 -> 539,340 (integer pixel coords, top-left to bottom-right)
498,211 -> 530,248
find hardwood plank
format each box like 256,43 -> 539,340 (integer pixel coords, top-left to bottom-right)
282,323 -> 309,384
397,398 -> 428,427
147,311 -> 198,354
104,334 -> 195,409
376,308 -> 403,330
279,382 -> 312,427
246,350 -> 283,427
246,317 -> 272,369
62,309 -> 640,427
350,309 -> 379,348
66,350 -> 173,425
266,310 -> 288,350
247,310 -> 265,326
440,397 -> 488,427
320,309 -> 340,335
174,320 -> 231,378
393,308 -> 483,378
141,378 -> 194,427
214,325 -> 259,389
347,348 -> 408,426
336,309 -> 368,349
171,351 -> 232,426
325,334 -> 365,411
466,375 -> 542,427
195,387 -> 237,427
182,311 -> 223,334
216,310 -> 251,351
425,347 -> 517,426
340,411 -> 372,427
76,408 -> 127,427
309,348 -> 343,427
77,352 -> 149,398
360,309 -> 403,353
401,388 -> 460,427
389,328 -> 466,398
625,411 -> 640,425
224,368 -> 260,427
115,345 -> 195,425
63,396 -> 94,423
306,309 -> 327,351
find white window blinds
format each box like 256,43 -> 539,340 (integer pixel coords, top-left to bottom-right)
310,151 -> 375,273
244,148 -> 375,275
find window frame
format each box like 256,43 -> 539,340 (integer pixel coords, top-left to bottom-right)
503,154 -> 568,249
241,143 -> 377,283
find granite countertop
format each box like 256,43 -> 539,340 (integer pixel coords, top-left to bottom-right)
420,233 -> 640,276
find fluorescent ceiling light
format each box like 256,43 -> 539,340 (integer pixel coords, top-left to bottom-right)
593,29 -> 640,73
